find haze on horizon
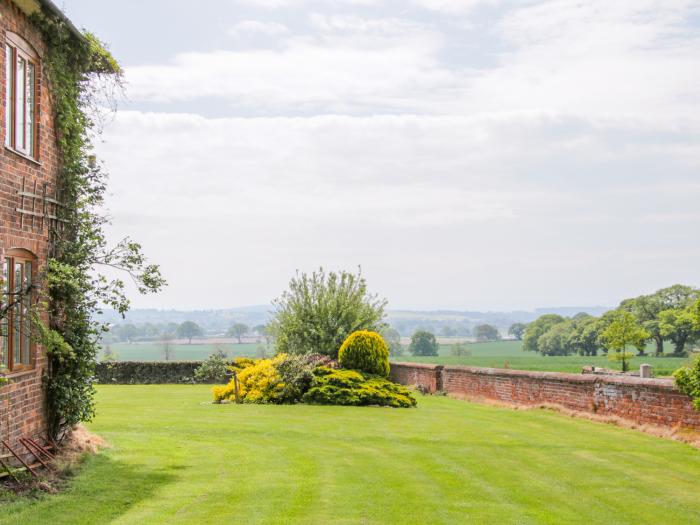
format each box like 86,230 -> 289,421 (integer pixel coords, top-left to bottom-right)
62,0 -> 699,312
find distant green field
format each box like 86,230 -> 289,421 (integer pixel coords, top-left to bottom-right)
100,339 -> 692,377
394,340 -> 691,377
100,342 -> 266,362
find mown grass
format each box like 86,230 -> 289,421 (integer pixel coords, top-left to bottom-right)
2,385 -> 700,524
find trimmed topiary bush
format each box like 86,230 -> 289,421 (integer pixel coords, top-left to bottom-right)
338,330 -> 390,377
302,366 -> 416,408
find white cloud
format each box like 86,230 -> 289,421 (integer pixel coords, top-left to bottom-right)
97,109 -> 700,309
229,20 -> 289,36
95,0 -> 700,309
412,0 -> 495,15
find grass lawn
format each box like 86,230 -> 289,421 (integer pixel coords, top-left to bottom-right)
2,386 -> 700,524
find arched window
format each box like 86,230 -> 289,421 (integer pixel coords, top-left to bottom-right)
1,249 -> 36,373
4,32 -> 39,159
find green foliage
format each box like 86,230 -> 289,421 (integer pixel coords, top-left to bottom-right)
600,311 -> 649,372
523,314 -> 565,352
380,327 -> 403,356
537,321 -> 574,356
409,330 -> 438,356
338,330 -> 390,377
227,322 -> 249,343
213,356 -> 285,404
177,321 -> 203,343
302,367 -> 416,407
508,323 -> 528,340
568,314 -> 600,356
270,268 -> 387,358
275,353 -> 317,403
194,351 -> 230,383
474,324 -> 501,342
674,355 -> 700,409
26,11 -> 165,441
658,307 -> 699,357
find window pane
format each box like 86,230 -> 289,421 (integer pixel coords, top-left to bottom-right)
13,262 -> 21,364
26,62 -> 34,157
22,261 -> 31,364
0,259 -> 8,370
15,56 -> 25,150
4,45 -> 12,147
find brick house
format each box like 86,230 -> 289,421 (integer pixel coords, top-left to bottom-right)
0,0 -> 82,460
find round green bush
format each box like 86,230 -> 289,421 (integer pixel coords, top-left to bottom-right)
338,330 -> 390,377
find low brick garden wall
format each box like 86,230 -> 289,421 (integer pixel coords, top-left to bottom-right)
390,363 -> 700,430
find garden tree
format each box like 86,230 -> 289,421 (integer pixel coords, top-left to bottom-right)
409,330 -> 439,356
522,314 -> 565,352
227,322 -> 249,343
568,314 -> 601,356
31,14 -> 166,442
177,321 -> 203,344
270,267 -> 386,358
537,320 -> 574,356
600,311 -> 649,372
508,323 -> 527,340
620,294 -> 665,355
380,327 -> 403,356
658,307 -> 699,356
474,324 -> 501,342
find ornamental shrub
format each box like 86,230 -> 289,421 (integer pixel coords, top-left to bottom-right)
213,356 -> 285,404
302,367 -> 416,408
338,330 -> 390,377
275,353 -> 316,403
674,356 -> 700,409
194,350 -> 229,383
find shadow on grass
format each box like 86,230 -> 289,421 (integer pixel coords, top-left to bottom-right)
0,454 -> 179,525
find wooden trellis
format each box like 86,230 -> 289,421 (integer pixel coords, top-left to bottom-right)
15,176 -> 68,234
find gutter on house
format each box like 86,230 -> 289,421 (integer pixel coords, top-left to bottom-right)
13,0 -> 84,40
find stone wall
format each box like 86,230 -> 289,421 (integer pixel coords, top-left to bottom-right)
390,363 -> 700,430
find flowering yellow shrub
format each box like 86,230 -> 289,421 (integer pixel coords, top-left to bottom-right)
213,355 -> 287,404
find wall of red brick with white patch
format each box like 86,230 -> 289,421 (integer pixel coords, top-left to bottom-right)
390,363 -> 700,430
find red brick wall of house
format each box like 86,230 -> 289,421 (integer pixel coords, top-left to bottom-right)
0,0 -> 61,457
390,363 -> 700,430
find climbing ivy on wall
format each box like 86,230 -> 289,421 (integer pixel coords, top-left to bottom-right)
28,9 -> 165,441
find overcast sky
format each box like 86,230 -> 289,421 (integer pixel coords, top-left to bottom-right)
59,0 -> 699,311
